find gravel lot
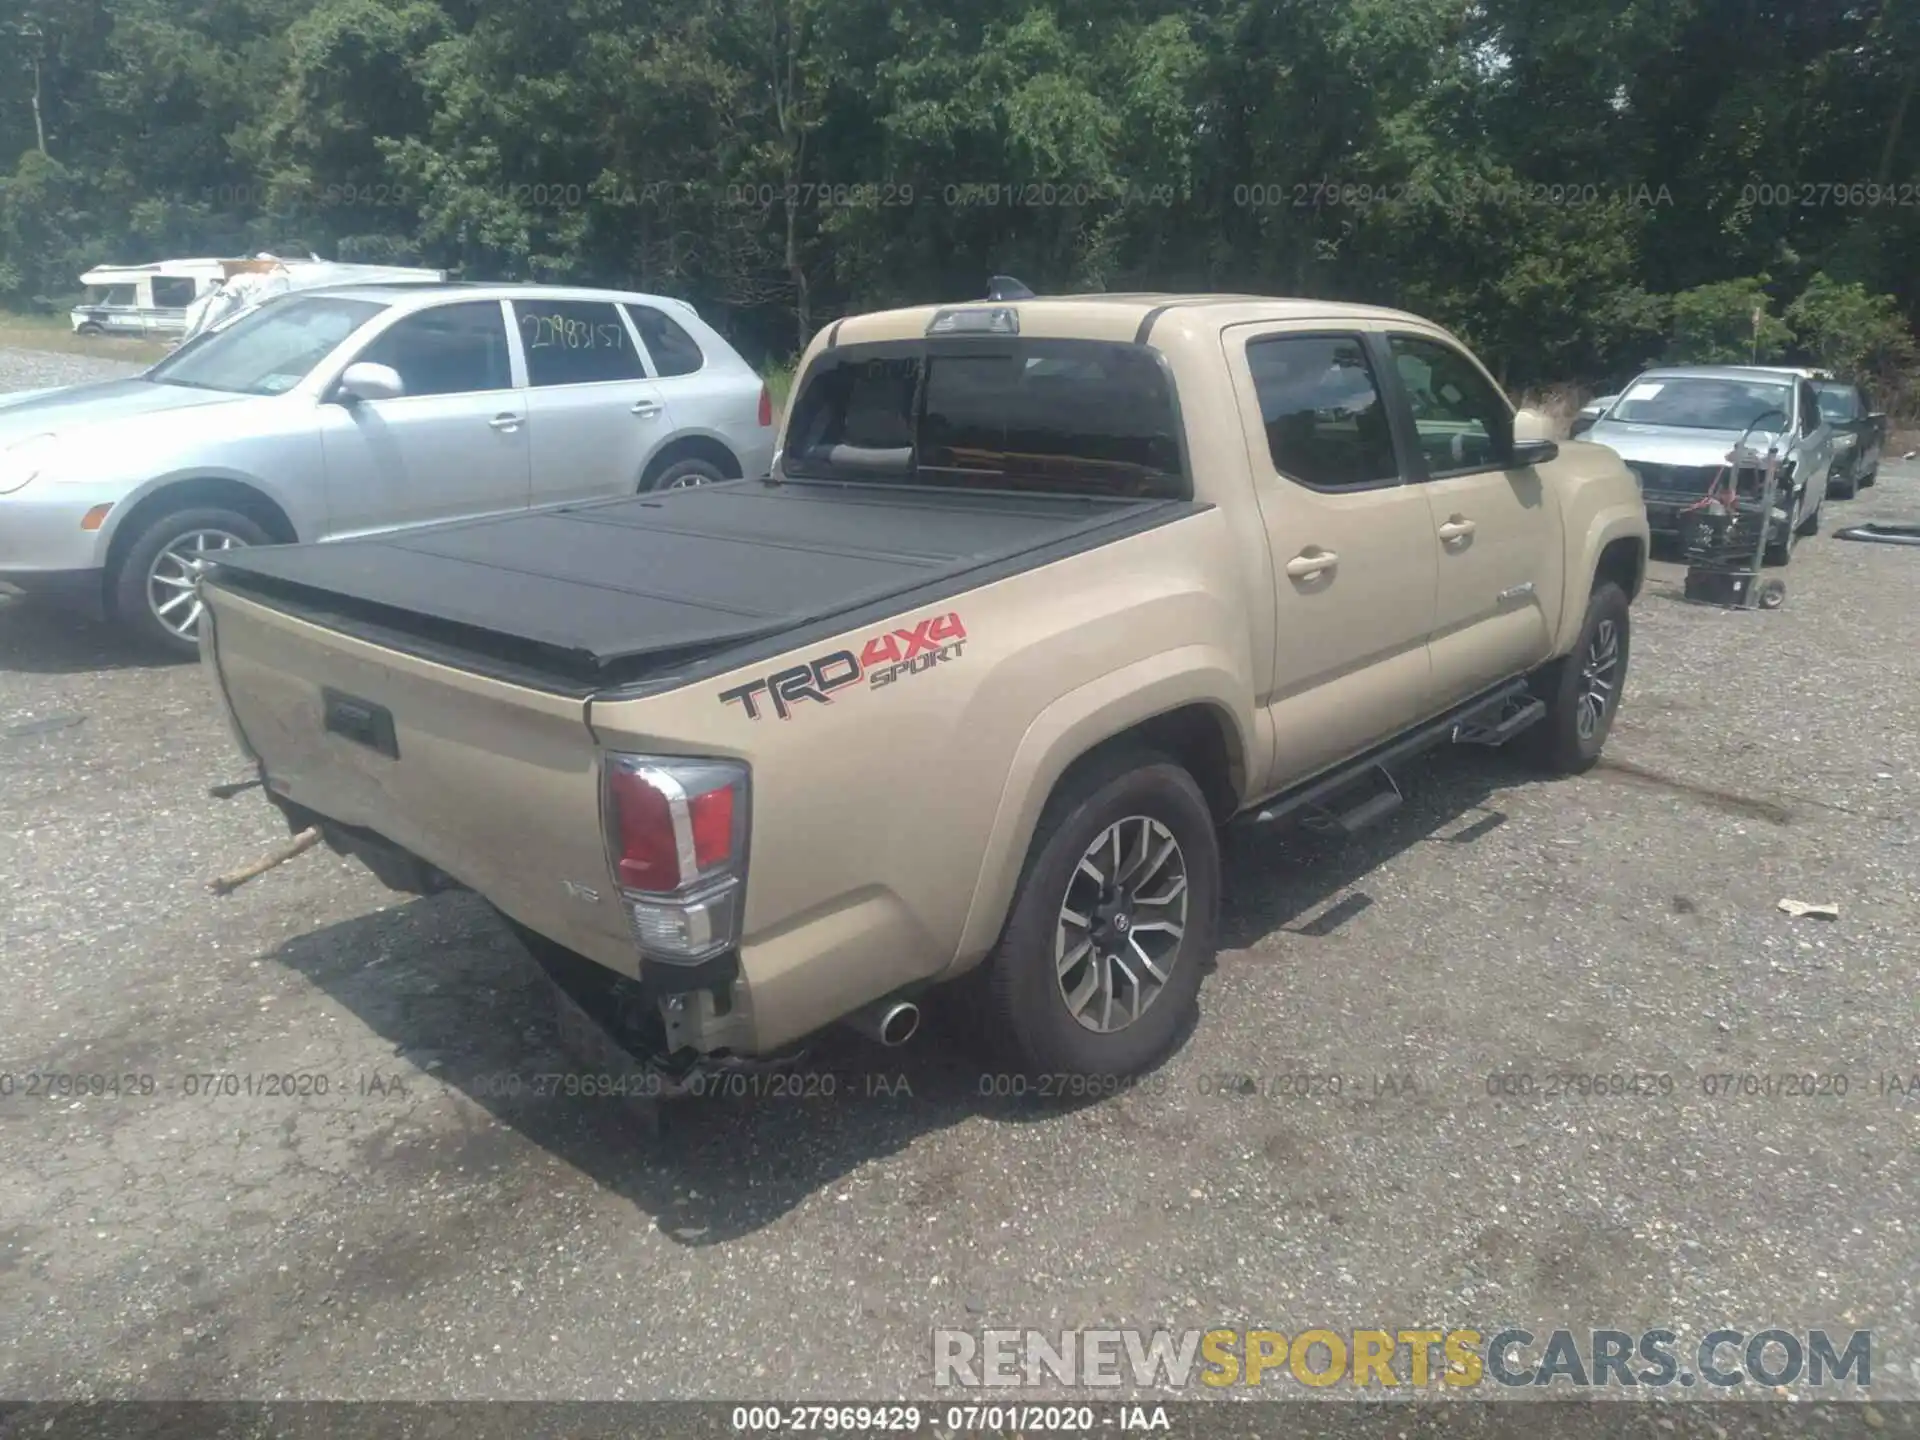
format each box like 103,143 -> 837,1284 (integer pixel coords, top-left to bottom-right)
0,345 -> 149,393
2,347 -> 1916,1404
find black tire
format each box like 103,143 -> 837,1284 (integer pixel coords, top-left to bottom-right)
1516,582 -> 1630,777
76,322 -> 104,337
1798,486 -> 1823,535
1830,464 -> 1858,501
1859,463 -> 1878,488
111,505 -> 272,658
981,751 -> 1220,1079
1764,489 -> 1802,566
643,456 -> 729,491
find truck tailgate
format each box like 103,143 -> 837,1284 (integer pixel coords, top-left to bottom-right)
202,584 -> 635,971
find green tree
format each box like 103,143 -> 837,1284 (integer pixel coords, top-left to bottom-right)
1786,274 -> 1918,377
1666,277 -> 1792,365
0,0 -> 1915,391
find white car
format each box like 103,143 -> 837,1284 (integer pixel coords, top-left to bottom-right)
0,283 -> 778,653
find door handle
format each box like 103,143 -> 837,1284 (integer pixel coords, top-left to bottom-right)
1438,517 -> 1477,542
489,413 -> 522,432
630,401 -> 663,419
1285,550 -> 1338,579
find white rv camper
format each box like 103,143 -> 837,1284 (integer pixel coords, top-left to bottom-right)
70,258 -> 232,337
71,254 -> 447,338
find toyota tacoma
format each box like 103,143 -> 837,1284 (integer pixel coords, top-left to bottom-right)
197,290 -> 1649,1081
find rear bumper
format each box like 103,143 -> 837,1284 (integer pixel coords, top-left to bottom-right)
739,432 -> 779,481
268,787 -> 744,1020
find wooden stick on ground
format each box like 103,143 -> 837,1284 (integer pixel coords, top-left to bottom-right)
209,827 -> 321,896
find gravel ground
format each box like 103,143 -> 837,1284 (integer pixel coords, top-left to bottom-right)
2,346 -> 1917,1404
0,345 -> 148,393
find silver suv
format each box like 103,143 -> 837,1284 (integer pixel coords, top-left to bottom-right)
0,283 -> 777,653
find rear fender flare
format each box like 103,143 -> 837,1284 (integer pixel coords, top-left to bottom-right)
947,647 -> 1254,970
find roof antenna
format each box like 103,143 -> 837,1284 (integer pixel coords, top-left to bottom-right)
988,275 -> 1036,301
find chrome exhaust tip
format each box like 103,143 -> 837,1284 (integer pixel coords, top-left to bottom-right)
847,999 -> 921,1048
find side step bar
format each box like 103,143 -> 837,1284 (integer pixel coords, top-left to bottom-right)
1239,679 -> 1536,831
1452,695 -> 1546,747
1305,767 -> 1404,836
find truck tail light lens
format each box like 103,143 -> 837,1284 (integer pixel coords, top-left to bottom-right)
757,382 -> 774,427
603,756 -> 749,964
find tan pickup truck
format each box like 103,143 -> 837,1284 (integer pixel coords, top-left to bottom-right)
199,291 -> 1649,1082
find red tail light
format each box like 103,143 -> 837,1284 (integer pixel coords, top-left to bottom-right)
603,756 -> 750,963
609,769 -> 678,890
689,785 -> 735,870
757,383 -> 774,427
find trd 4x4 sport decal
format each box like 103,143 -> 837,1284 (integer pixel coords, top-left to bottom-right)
720,613 -> 968,721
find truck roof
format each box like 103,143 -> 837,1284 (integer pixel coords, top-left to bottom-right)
827,293 -> 1440,347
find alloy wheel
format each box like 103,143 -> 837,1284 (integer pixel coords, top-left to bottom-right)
1576,618 -> 1621,741
1055,815 -> 1190,1034
148,528 -> 246,642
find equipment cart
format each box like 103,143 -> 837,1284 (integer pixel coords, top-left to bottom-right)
1679,415 -> 1791,611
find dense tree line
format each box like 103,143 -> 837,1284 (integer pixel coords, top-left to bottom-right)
2,0 -> 1917,394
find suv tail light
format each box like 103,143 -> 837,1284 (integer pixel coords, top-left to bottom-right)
603,755 -> 749,964
757,383 -> 774,427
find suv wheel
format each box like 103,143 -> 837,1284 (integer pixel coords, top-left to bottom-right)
1517,582 -> 1630,777
1799,484 -> 1824,534
645,456 -> 729,491
1765,490 -> 1803,565
982,752 -> 1219,1079
1830,462 -> 1858,500
112,506 -> 270,657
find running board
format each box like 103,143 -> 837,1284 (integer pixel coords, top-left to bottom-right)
1452,696 -> 1546,747
1302,767 -> 1404,835
1239,679 -> 1531,830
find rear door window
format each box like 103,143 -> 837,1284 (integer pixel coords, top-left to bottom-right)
514,299 -> 647,386
1245,334 -> 1400,490
624,303 -> 706,377
784,339 -> 1187,498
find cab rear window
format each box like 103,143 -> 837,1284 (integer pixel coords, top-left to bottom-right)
783,339 -> 1188,499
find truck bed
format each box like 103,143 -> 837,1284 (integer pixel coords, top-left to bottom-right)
207,480 -> 1201,693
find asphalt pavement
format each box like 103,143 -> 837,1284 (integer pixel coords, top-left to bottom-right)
2,347 -> 1916,1403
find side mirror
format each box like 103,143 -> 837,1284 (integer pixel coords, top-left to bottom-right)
336,361 -> 405,404
1569,415 -> 1597,439
1511,407 -> 1560,465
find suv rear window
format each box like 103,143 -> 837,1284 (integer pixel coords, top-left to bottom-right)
783,339 -> 1187,499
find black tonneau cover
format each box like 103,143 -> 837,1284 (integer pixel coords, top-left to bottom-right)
208,480 -> 1201,691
